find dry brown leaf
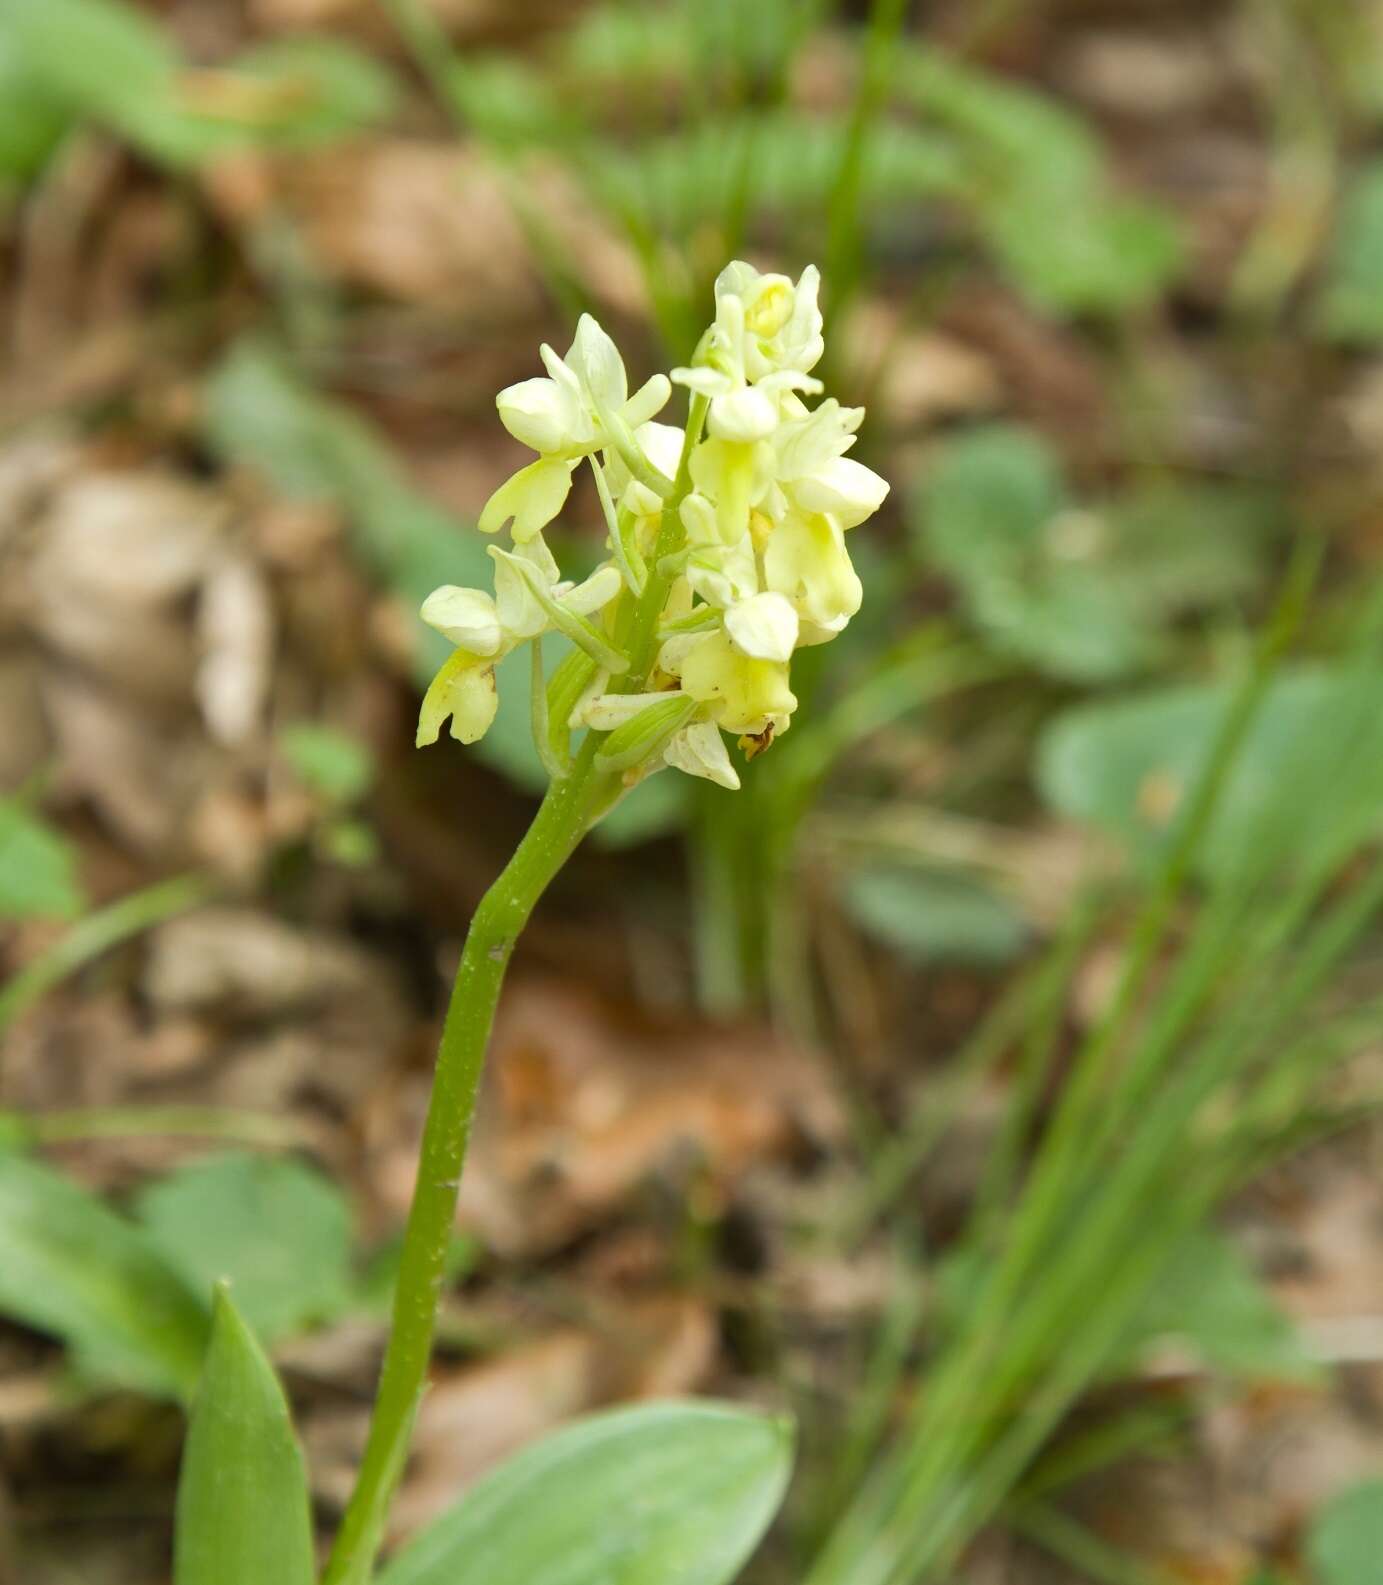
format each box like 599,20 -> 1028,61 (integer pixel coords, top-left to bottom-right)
41,671 -> 211,852
196,555 -> 274,747
375,979 -> 840,1257
204,141 -> 644,318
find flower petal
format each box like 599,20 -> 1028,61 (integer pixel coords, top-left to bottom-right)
561,562 -> 624,617
789,456 -> 889,528
764,511 -> 863,632
579,689 -> 683,731
670,365 -> 734,397
416,648 -> 498,746
623,374 -> 672,430
679,628 -> 797,735
664,720 -> 740,790
569,314 -> 627,411
496,377 -> 582,454
726,591 -> 799,663
419,585 -> 503,655
478,457 -> 576,542
708,387 -> 780,443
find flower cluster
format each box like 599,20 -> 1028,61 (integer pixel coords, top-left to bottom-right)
416,262 -> 888,792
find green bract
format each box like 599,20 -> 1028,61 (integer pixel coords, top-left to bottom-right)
417,260 -> 888,791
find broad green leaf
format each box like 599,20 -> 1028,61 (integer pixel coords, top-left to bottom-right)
917,425 -> 1156,681
379,1400 -> 794,1585
920,431 -> 1278,682
1120,1229 -> 1318,1383
1318,160 -> 1383,343
1,0 -> 177,124
135,1152 -> 354,1343
174,1287 -> 315,1585
0,799 -> 86,920
846,868 -> 1028,966
1306,1479 -> 1383,1585
1036,666 -> 1383,880
280,722 -> 375,806
0,1151 -> 209,1398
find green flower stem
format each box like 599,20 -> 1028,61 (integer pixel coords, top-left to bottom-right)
324,395 -> 707,1585
617,392 -> 707,691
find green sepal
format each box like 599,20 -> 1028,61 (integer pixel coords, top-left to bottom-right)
490,548 -> 629,675
590,455 -> 646,596
658,606 -> 722,641
595,694 -> 698,776
545,648 -> 600,766
530,638 -> 568,781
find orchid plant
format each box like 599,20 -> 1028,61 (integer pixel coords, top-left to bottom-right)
171,263 -> 885,1585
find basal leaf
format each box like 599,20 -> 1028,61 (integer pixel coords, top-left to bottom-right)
1036,666 -> 1383,880
135,1152 -> 354,1344
379,1400 -> 793,1585
174,1287 -> 315,1585
0,1151 -> 209,1399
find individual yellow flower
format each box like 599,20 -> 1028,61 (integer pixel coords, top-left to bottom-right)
676,628 -> 798,736
496,314 -> 670,460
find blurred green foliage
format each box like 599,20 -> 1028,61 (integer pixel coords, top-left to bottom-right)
1307,1479 -> 1383,1585
0,798 -> 86,921
2,0 -> 395,171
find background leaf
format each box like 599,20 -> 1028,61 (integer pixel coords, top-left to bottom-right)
0,1150 -> 209,1398
897,48 -> 1181,315
1119,1229 -> 1319,1383
845,867 -> 1029,966
1306,1478 -> 1383,1585
379,1400 -> 794,1585
1036,666 -> 1383,880
279,722 -> 376,807
174,1286 -> 315,1585
134,1152 -> 355,1344
1317,160 -> 1383,343
0,798 -> 87,921
916,425 -> 1156,681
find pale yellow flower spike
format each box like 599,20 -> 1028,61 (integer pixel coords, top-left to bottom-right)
416,264 -> 888,793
